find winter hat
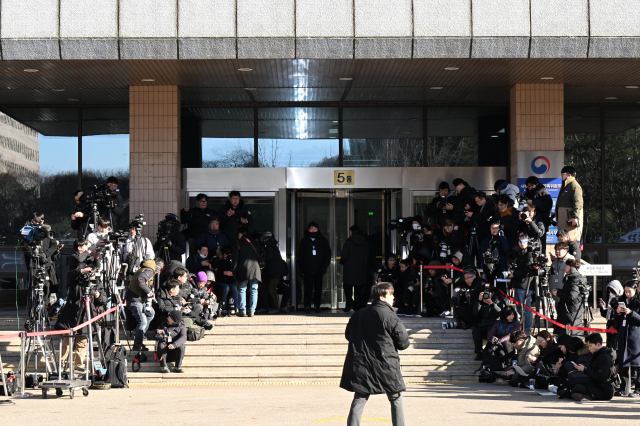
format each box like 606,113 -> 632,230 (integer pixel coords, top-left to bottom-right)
428,260 -> 441,266
196,271 -> 208,283
438,181 -> 450,190
556,334 -> 571,348
606,280 -> 624,297
452,251 -> 464,262
209,215 -> 220,223
307,221 -> 319,230
205,270 -> 216,282
169,310 -> 183,323
561,166 -> 576,176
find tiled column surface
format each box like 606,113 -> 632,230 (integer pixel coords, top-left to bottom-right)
509,83 -> 564,183
129,85 -> 181,242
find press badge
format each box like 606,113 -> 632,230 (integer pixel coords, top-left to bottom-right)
312,250 -> 317,255
623,319 -> 627,327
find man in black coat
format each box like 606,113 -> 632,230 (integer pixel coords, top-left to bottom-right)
257,233 -> 288,314
426,181 -> 457,227
180,193 -> 217,255
341,225 -> 372,313
552,258 -> 586,336
154,213 -> 186,263
452,178 -> 477,226
506,234 -> 536,333
297,221 -> 331,313
233,227 -> 264,317
341,283 -> 410,426
524,177 -> 553,225
472,284 -> 504,358
569,333 -> 616,401
218,190 -> 250,246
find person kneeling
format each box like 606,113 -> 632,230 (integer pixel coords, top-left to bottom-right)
156,310 -> 187,374
567,333 -> 616,402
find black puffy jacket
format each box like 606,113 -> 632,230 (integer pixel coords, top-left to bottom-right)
297,231 -> 331,276
340,233 -> 371,287
218,199 -> 250,245
614,295 -> 640,368
262,238 -> 289,281
510,247 -> 535,291
525,183 -> 553,225
340,300 -> 410,395
180,206 -> 217,240
556,268 -> 586,328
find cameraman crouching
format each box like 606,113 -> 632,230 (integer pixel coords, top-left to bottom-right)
552,258 -> 586,336
472,282 -> 504,359
156,310 -> 187,373
125,259 -> 157,351
454,269 -> 483,329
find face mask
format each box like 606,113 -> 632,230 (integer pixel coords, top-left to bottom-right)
412,224 -> 420,230
309,231 -> 318,238
519,239 -> 529,244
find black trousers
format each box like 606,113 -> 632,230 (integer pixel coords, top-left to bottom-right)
571,382 -> 614,401
304,273 -> 324,308
157,342 -> 185,368
472,324 -> 492,353
344,284 -> 369,310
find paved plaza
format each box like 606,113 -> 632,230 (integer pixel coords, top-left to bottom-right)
2,383 -> 639,425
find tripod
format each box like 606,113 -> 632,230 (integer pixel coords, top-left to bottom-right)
532,277 -> 554,333
467,227 -> 480,267
581,292 -> 594,333
75,287 -> 108,382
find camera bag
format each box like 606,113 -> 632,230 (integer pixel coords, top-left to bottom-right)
106,359 -> 128,388
187,326 -> 205,341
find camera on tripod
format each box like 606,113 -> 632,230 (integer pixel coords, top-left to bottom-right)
157,214 -> 180,243
389,216 -> 418,237
108,230 -> 128,246
79,183 -> 118,204
20,224 -> 45,247
130,214 -> 146,232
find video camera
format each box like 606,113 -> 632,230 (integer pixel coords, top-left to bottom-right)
157,213 -> 180,244
79,183 -> 119,204
389,217 -> 418,237
20,224 -> 45,247
130,213 -> 146,233
108,230 -> 128,247
377,268 -> 398,284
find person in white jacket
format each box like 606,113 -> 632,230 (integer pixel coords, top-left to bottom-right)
121,224 -> 154,275
494,179 -> 520,209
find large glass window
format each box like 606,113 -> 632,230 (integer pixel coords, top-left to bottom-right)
343,107 -> 423,167
604,107 -> 640,243
258,107 -> 339,167
82,108 -> 130,232
564,107 -> 602,244
426,107 -> 508,167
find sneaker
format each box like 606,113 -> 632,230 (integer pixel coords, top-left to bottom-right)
237,311 -> 246,317
495,378 -> 509,386
255,308 -> 268,315
160,367 -> 170,374
172,367 -> 184,373
279,307 -> 289,314
571,393 -> 591,402
203,321 -> 214,330
267,309 -> 280,314
248,311 -> 254,317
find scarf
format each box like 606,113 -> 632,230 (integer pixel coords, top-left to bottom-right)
499,206 -> 513,218
207,228 -> 221,235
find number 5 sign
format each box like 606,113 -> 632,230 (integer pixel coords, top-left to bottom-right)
334,170 -> 355,185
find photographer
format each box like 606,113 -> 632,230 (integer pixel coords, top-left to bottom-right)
552,258 -> 586,336
156,310 -> 187,374
427,181 -> 457,227
218,190 -> 250,245
434,220 -> 464,261
454,269 -> 484,329
154,279 -> 182,327
556,229 -> 581,263
550,242 -> 574,299
121,219 -> 154,275
422,260 -> 448,317
479,221 -> 510,283
71,190 -> 91,237
497,195 -> 519,247
451,178 -> 477,225
511,330 -> 562,389
524,176 -> 553,250
104,176 -> 124,216
613,280 -> 640,397
471,280 -> 504,358
494,330 -> 539,385
193,271 -> 218,320
557,166 -> 584,242
506,233 -> 535,333
181,193 -> 217,255
86,216 -> 111,253
467,191 -> 497,242
125,258 -> 157,352
154,213 -> 186,262
186,243 -> 214,275
377,255 -> 401,298
486,306 -> 521,350
55,238 -> 102,372
397,258 -> 418,315
196,216 -> 229,256
494,179 -> 521,209
599,280 -> 624,348
440,251 -> 465,289
517,203 -> 545,253
172,267 -> 213,329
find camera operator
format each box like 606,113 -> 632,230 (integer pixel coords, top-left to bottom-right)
497,194 -> 519,248
193,271 -> 218,320
557,166 -> 584,242
121,218 -> 154,275
524,177 -> 553,249
552,258 -> 587,336
86,216 -> 111,253
556,229 -> 581,263
422,260 -> 448,317
494,179 -> 521,209
154,213 -> 186,263
440,251 -> 465,289
486,306 -> 521,351
54,238 -> 102,372
550,242 -> 574,300
397,258 -> 418,315
494,330 -> 539,385
434,220 -> 464,261
71,190 -> 91,237
471,279 -> 504,358
506,233 -> 536,333
218,190 -> 250,245
172,267 -> 212,329
599,280 -> 624,348
426,181 -> 457,227
466,191 -> 497,243
479,221 -> 510,283
125,258 -> 157,352
451,178 -> 477,225
613,280 -> 640,397
104,176 -> 124,216
517,203 -> 545,253
453,269 -> 483,329
156,310 -> 187,374
154,279 -> 182,327
181,193 -> 217,256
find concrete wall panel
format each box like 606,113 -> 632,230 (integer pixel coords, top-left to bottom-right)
178,0 -> 236,38
237,0 -> 295,37
296,0 -> 353,37
355,38 -> 412,59
119,0 -> 177,38
414,38 -> 470,58
120,39 -> 178,59
590,0 -> 640,37
60,0 -> 118,38
237,38 -> 295,59
354,0 -> 412,37
61,39 -> 119,59
472,0 -> 529,37
472,38 -> 529,58
178,38 -> 237,59
1,0 -> 59,38
531,0 -> 587,37
1,39 -> 60,60
414,0 -> 470,37
296,38 -> 353,59
530,37 -> 588,58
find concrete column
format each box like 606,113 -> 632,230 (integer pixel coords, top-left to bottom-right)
509,83 -> 564,183
129,85 -> 181,241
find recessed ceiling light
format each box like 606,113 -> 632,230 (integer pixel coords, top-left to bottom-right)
24,69 -> 38,73
141,79 -> 155,82
68,99 -> 79,102
238,68 -> 253,72
332,121 -> 339,123
339,77 -> 353,81
605,97 -> 617,100
540,77 -> 554,80
244,87 -> 257,91
444,67 -> 459,71
491,135 -> 499,138
626,86 -> 639,89
52,89 -> 65,92
430,87 -> 443,90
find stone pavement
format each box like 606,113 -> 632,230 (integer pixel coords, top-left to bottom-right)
1,383 -> 638,425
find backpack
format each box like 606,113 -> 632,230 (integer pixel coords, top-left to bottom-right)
104,343 -> 127,364
187,326 -> 205,341
106,360 -> 128,388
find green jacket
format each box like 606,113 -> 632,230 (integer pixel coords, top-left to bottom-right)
556,178 -> 583,219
